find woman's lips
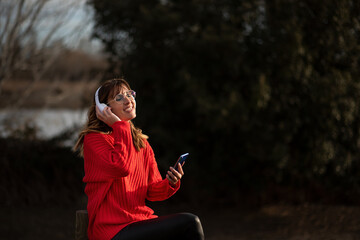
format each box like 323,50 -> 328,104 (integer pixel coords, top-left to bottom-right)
124,105 -> 133,112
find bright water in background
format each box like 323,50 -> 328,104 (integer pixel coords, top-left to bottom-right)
0,109 -> 88,144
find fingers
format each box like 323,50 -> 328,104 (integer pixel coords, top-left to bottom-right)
104,106 -> 113,116
95,106 -> 121,126
166,166 -> 184,186
177,163 -> 184,175
96,106 -> 109,121
171,166 -> 183,179
166,174 -> 177,186
167,169 -> 179,181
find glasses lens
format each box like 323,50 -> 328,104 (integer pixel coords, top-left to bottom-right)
115,90 -> 136,102
129,90 -> 136,98
115,94 -> 124,102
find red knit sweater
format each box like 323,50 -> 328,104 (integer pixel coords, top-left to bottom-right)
83,121 -> 180,240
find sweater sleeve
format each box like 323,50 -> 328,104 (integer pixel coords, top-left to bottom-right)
145,142 -> 180,201
83,121 -> 135,181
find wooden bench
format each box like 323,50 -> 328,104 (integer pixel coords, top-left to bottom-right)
75,210 -> 88,240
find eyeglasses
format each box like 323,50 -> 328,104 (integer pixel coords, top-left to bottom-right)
107,90 -> 136,104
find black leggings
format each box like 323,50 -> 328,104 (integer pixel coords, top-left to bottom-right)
112,213 -> 204,240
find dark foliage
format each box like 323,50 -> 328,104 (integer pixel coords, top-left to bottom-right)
87,0 -> 360,204
0,136 -> 85,206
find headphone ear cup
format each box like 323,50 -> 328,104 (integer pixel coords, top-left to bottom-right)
95,87 -> 106,112
98,103 -> 107,112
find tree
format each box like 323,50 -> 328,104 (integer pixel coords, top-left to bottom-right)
0,0 -> 93,98
90,0 -> 360,203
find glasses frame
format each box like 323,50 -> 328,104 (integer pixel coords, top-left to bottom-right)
107,90 -> 136,105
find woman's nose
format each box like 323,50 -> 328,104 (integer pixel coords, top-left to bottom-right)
123,96 -> 131,104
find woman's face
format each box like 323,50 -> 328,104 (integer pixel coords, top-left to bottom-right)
107,85 -> 136,121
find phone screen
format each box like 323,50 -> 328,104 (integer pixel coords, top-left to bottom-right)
174,153 -> 189,171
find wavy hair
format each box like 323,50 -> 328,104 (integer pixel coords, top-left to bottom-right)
73,78 -> 148,157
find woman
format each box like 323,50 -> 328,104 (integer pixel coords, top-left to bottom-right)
74,78 -> 204,240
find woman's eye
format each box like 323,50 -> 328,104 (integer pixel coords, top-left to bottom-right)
116,95 -> 124,101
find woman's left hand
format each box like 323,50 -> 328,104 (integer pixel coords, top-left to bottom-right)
166,163 -> 184,187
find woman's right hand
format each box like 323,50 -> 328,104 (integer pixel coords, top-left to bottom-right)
96,106 -> 121,127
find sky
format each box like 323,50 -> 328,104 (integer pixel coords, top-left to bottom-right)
36,0 -> 103,54
0,0 -> 103,55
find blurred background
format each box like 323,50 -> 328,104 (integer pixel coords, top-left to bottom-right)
2,0 -> 360,239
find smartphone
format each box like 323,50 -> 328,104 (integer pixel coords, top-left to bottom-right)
173,153 -> 189,171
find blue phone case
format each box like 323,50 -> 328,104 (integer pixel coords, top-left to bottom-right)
174,153 -> 189,171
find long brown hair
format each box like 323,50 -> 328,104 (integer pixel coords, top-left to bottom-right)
73,78 -> 148,157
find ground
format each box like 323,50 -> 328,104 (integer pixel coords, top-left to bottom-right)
2,203 -> 360,240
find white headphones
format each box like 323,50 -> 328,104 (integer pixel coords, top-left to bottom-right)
95,87 -> 107,112
95,86 -> 137,114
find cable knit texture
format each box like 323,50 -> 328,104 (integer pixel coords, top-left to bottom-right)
83,121 -> 180,240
